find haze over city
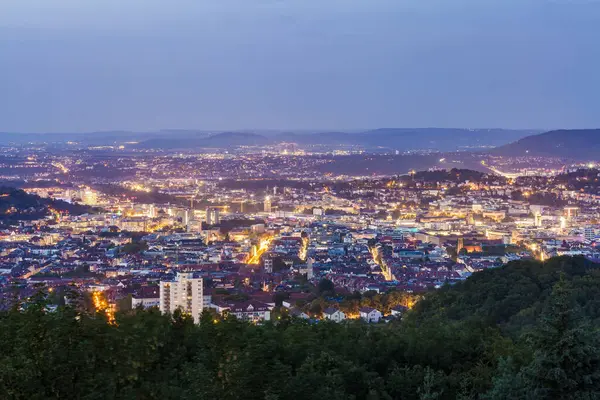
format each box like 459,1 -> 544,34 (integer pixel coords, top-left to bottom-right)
2,0 -> 600,132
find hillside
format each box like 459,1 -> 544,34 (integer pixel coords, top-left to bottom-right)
130,128 -> 536,151
0,187 -> 94,222
356,128 -> 535,151
1,129 -> 537,151
492,129 -> 600,159
200,132 -> 271,147
137,131 -> 271,149
277,128 -> 535,151
2,256 -> 600,399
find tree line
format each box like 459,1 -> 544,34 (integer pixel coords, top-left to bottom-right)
1,256 -> 600,399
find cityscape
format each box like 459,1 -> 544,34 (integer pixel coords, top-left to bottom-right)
3,130 -> 600,398
2,0 -> 600,398
2,133 -> 600,324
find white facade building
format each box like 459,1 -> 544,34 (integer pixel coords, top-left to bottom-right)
359,307 -> 383,323
205,207 -> 220,225
160,272 -> 204,323
132,297 -> 160,309
323,308 -> 346,322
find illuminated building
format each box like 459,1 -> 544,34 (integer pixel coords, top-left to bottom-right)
132,286 -> 160,309
177,209 -> 192,228
159,272 -> 204,323
299,257 -> 314,279
560,216 -> 567,230
81,189 -> 98,206
534,213 -> 542,227
564,207 -> 579,219
264,257 -> 273,273
264,196 -> 272,213
584,227 -> 597,241
457,237 -> 464,253
205,207 -> 220,225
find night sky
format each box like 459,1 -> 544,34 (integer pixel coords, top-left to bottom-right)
1,0 -> 599,132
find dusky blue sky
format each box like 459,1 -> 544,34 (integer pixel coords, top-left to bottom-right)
1,0 -> 599,132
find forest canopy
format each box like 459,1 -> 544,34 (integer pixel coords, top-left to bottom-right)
1,256 -> 600,399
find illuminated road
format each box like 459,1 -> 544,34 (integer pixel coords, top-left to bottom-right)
480,161 -> 520,179
369,246 -> 394,281
299,236 -> 309,261
247,236 -> 274,265
526,242 -> 547,262
92,291 -> 115,323
52,162 -> 70,174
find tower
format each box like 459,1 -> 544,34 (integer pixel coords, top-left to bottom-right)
264,196 -> 272,213
264,257 -> 273,273
534,212 -> 542,227
457,237 -> 464,254
206,207 -> 220,225
560,216 -> 567,230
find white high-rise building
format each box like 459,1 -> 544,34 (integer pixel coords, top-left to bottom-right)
206,207 -> 220,225
264,196 -> 272,213
159,272 -> 204,323
534,212 -> 542,227
178,209 -> 192,227
559,216 -> 568,230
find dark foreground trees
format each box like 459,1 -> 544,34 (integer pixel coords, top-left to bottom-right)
1,256 -> 600,399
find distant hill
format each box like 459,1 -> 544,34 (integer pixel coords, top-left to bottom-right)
0,130 -> 213,147
1,128 -> 538,151
0,187 -> 95,222
356,128 -> 535,151
0,131 -> 152,146
136,132 -> 271,149
491,129 -> 600,159
200,132 -> 271,147
275,131 -> 360,146
277,128 -> 536,151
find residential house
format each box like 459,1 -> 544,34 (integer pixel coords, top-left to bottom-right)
288,307 -> 310,319
323,307 -> 346,322
359,307 -> 382,323
212,300 -> 271,323
390,305 -> 408,318
132,286 -> 160,309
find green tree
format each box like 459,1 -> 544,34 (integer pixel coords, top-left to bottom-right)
317,278 -> 335,296
519,279 -> 600,399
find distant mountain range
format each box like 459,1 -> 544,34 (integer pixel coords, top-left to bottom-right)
135,128 -> 539,151
5,128 -> 600,159
137,132 -> 270,149
0,130 -> 213,146
0,128 -> 539,152
491,129 -> 600,159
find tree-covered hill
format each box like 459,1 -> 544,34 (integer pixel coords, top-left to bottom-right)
409,256 -> 600,334
491,129 -> 600,160
0,187 -> 95,222
2,256 -> 600,399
